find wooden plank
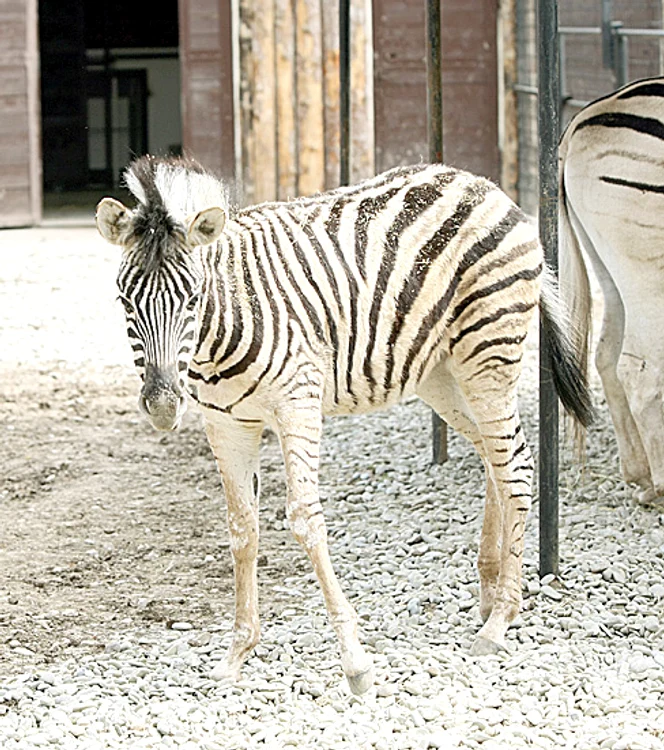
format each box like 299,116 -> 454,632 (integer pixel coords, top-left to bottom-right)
499,0 -> 519,199
295,0 -> 325,196
1,188 -> 33,222
237,0 -> 277,205
0,0 -> 40,227
179,0 -> 235,182
350,0 -> 373,182
275,0 -> 298,199
321,0 -> 340,190
441,0 -> 500,181
372,0 -> 428,173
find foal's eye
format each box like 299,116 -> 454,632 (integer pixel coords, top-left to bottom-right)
186,293 -> 201,310
117,295 -> 133,314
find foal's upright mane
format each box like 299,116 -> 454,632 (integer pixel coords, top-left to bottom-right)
122,155 -> 230,272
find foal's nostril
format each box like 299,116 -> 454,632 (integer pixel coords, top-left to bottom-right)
138,393 -> 150,415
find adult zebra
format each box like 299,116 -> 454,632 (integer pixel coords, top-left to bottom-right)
559,76 -> 664,504
97,155 -> 592,694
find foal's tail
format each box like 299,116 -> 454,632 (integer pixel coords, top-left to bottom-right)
539,265 -> 595,440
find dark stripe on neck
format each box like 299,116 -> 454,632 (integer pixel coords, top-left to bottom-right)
325,199 -> 360,404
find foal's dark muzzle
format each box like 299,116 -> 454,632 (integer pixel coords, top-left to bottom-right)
139,365 -> 187,431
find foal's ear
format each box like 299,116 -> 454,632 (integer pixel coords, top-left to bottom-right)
186,207 -> 226,248
96,198 -> 132,245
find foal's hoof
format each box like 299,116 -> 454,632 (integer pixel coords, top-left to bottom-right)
635,486 -> 664,506
470,636 -> 507,657
346,664 -> 375,696
210,661 -> 240,683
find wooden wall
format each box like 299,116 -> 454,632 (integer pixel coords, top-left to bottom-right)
0,0 -> 40,227
234,0 -> 373,205
230,0 -> 501,203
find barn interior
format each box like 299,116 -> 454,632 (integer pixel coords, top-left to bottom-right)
39,0 -> 180,216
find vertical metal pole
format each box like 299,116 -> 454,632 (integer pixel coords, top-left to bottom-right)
339,0 -> 351,186
613,25 -> 628,88
601,0 -> 614,69
426,0 -> 448,465
426,0 -> 443,163
538,0 -> 560,577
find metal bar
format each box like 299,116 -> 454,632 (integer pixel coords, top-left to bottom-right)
537,0 -> 560,578
339,0 -> 351,186
425,0 -> 448,465
103,6 -> 113,188
558,26 -> 664,40
614,27 -> 664,38
558,26 -> 601,35
614,27 -> 628,87
514,83 -> 539,95
426,0 -> 443,162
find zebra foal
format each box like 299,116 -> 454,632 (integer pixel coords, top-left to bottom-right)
96,155 -> 592,694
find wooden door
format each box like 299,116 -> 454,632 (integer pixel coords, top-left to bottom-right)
178,0 -> 235,183
0,0 -> 41,227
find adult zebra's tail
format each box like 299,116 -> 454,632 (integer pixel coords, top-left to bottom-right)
556,120 -> 596,452
539,266 -> 595,436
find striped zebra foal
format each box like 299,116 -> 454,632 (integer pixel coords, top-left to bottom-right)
96,155 -> 592,695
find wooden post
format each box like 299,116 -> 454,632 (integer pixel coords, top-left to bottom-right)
339,0 -> 351,186
275,0 -> 298,199
239,1 -> 278,204
295,0 -> 325,196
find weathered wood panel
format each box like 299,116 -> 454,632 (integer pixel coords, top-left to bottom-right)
349,0 -> 373,182
240,1 -> 278,204
373,0 -> 500,181
442,0 -> 500,181
0,0 -> 40,227
179,0 -> 235,183
321,1 -> 340,190
295,0 -> 325,196
372,0 -> 428,173
275,0 -> 298,199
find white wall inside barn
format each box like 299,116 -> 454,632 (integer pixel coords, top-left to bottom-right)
87,48 -> 181,183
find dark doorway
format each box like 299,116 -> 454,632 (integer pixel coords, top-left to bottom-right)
86,69 -> 149,188
39,0 -> 180,196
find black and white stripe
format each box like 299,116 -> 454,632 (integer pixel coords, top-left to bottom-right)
121,162 -> 553,417
559,75 -> 664,501
99,154 -> 592,690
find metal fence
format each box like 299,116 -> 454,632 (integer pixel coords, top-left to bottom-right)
515,0 -> 664,215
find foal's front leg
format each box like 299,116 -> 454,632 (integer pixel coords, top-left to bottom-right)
276,387 -> 374,695
204,416 -> 264,682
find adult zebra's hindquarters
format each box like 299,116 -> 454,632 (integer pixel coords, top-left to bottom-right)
97,155 -> 592,695
559,76 -> 664,504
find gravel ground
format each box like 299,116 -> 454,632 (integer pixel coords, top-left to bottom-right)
1,225 -> 663,749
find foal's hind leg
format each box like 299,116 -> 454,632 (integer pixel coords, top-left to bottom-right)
588,249 -> 652,491
459,370 -> 533,654
422,351 -> 534,654
417,359 -> 502,622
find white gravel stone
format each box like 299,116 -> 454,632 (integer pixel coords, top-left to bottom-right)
1,227 -> 664,749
